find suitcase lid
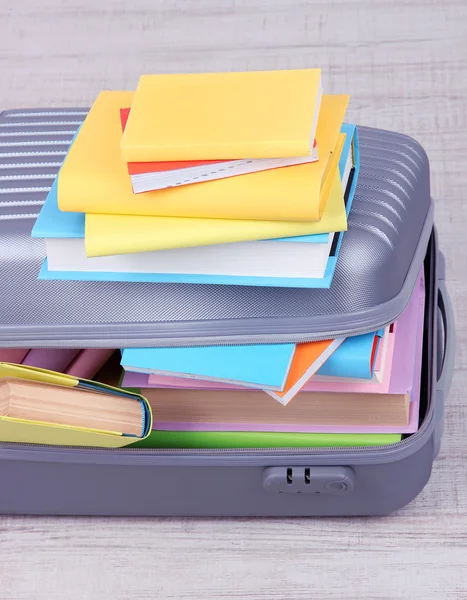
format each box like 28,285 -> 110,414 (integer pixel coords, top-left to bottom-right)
0,109 -> 433,347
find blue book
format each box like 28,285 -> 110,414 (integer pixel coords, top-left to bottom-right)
33,125 -> 359,288
121,344 -> 296,391
317,329 -> 384,380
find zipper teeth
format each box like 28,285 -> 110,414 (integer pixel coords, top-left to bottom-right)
0,422 -> 425,457
0,320 -> 393,347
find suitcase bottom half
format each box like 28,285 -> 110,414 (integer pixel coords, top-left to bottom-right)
0,230 -> 454,517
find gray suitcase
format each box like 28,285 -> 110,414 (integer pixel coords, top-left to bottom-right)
0,108 -> 455,516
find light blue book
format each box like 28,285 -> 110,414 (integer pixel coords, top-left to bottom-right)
32,181 -> 334,288
121,344 -> 296,391
33,124 -> 359,288
317,328 -> 384,380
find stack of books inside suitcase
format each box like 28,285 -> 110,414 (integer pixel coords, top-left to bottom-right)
0,69 -> 426,450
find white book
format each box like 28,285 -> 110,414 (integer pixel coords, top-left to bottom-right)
45,234 -> 334,279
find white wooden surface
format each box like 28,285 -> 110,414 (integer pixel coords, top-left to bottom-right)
0,1 -> 466,598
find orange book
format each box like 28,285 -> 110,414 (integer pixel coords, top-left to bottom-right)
267,338 -> 344,405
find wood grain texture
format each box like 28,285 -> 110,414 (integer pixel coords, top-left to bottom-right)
0,1 -> 466,598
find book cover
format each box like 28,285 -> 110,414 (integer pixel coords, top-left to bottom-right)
315,329 -> 384,380
266,338 -> 345,405
120,69 -> 323,161
311,325 -> 391,384
121,343 -> 296,391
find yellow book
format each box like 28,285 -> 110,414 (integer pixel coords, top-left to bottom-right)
58,92 -> 349,222
85,135 -> 346,256
0,363 -> 152,448
120,69 -> 323,161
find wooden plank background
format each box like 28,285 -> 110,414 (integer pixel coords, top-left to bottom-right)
0,1 -> 466,598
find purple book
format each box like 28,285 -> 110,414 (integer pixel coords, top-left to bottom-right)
0,349 -> 29,364
22,348 -> 81,372
65,349 -> 115,379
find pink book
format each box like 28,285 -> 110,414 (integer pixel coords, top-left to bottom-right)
22,349 -> 81,372
65,349 -> 115,379
152,271 -> 425,434
0,349 -> 29,364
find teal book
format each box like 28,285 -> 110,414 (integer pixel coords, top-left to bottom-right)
121,344 -> 296,391
317,329 -> 384,379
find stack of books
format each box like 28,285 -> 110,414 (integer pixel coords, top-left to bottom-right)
32,69 -> 358,289
16,68 -> 425,450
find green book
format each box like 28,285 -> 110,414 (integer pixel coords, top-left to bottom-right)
129,430 -> 402,449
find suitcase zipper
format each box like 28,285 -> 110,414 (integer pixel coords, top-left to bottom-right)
0,320 -> 395,347
0,410 -> 432,463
